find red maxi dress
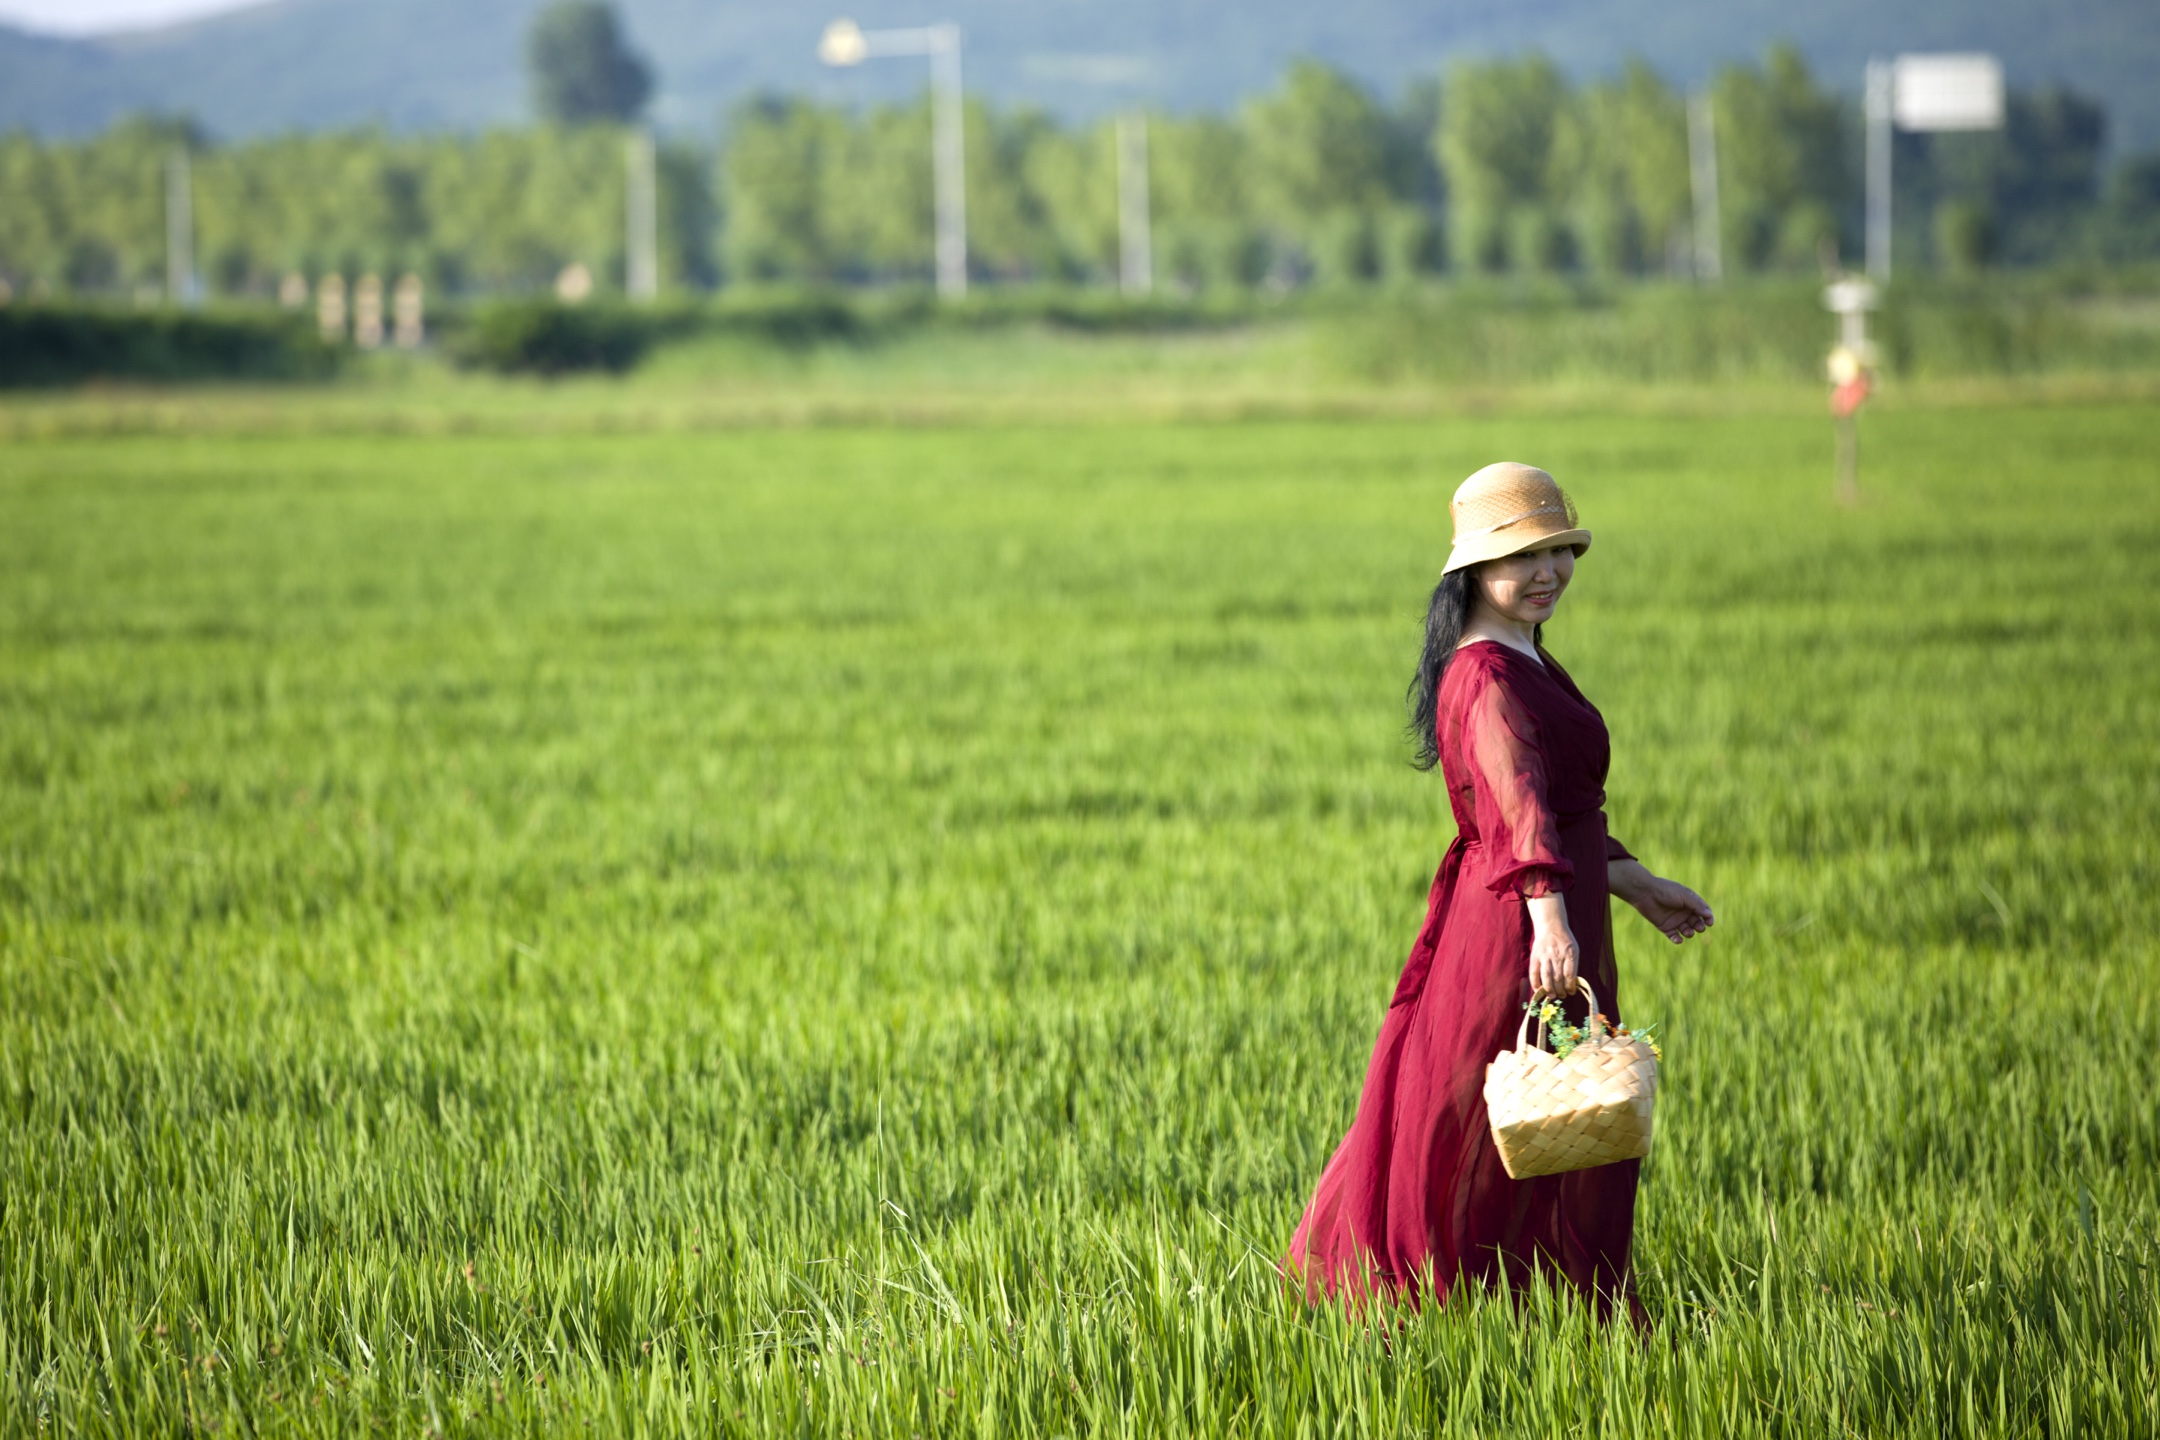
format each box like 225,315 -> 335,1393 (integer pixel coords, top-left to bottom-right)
1286,640 -> 1640,1313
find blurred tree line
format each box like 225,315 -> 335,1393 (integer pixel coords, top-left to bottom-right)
0,116 -> 715,298
4,44 -> 2158,301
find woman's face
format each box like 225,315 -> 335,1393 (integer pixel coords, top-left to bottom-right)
1475,545 -> 1576,625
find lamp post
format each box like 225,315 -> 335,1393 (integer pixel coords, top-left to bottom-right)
1865,61 -> 1893,280
625,128 -> 659,302
1686,92 -> 1721,284
1025,54 -> 1153,294
166,148 -> 199,306
1115,110 -> 1151,296
819,18 -> 967,299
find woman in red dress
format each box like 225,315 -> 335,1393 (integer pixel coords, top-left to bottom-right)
1286,462 -> 1715,1316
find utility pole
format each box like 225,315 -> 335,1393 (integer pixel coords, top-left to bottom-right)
166,148 -> 199,305
1116,111 -> 1152,296
625,128 -> 659,301
928,27 -> 965,299
1037,57 -> 1155,293
820,19 -> 968,299
1865,60 -> 1893,281
1686,92 -> 1721,283
1867,54 -> 2004,282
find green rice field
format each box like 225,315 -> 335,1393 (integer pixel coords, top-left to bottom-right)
2,384 -> 2157,1435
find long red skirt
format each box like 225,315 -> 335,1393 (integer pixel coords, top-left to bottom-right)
1285,818 -> 1639,1314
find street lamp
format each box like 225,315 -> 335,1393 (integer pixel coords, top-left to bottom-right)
166,148 -> 200,306
625,128 -> 658,302
1686,92 -> 1721,283
819,17 -> 967,299
1114,111 -> 1151,296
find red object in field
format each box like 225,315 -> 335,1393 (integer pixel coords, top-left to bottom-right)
1831,372 -> 1872,417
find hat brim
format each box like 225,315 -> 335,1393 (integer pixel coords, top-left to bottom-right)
1443,527 -> 1591,575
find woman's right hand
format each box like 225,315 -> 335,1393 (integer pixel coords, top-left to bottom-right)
1525,894 -> 1580,998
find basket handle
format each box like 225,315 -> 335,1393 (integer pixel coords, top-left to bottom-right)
1515,980 -> 1599,1055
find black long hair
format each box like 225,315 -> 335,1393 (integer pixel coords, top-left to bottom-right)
1406,567 -> 1540,770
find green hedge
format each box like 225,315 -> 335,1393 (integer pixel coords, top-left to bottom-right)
444,290 -> 1243,375
1310,279 -> 2160,384
14,282 -> 2153,386
448,301 -> 674,376
0,306 -> 337,387
914,288 -> 1262,333
449,294 -> 879,375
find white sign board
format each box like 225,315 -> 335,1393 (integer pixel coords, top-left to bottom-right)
1893,53 -> 2004,131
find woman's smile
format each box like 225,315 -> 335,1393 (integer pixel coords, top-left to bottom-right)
1474,545 -> 1574,628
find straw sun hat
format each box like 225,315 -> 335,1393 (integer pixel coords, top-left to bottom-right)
1441,462 -> 1592,575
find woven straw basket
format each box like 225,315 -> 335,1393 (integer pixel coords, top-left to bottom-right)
1483,982 -> 1658,1180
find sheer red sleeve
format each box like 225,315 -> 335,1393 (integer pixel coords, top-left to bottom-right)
1464,669 -> 1573,898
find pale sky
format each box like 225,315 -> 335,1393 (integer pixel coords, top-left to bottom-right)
0,0 -> 257,35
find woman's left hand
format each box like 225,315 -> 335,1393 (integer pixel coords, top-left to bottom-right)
1609,861 -> 1715,944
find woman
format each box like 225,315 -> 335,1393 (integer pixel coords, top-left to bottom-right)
1286,462 -> 1713,1317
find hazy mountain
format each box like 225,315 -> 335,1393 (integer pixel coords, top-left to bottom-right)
3,0 -> 2155,153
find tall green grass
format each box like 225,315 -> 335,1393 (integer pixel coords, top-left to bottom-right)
1,403 -> 2156,1435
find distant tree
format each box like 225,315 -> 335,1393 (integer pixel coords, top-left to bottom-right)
961,102 -> 1059,281
1242,60 -> 1395,231
1593,62 -> 1692,275
1439,55 -> 1570,272
1239,60 -> 1401,281
1554,83 -> 1634,275
1152,115 -> 1250,226
528,1 -> 652,126
720,96 -> 834,281
1711,45 -> 1846,271
2112,152 -> 2160,215
1151,115 -> 1269,289
25,115 -> 201,293
1020,117 -> 1116,280
826,103 -> 934,279
1926,87 -> 2107,264
1388,76 -> 1445,212
1992,90 -> 2108,218
2101,149 -> 2160,259
1934,199 -> 1997,272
